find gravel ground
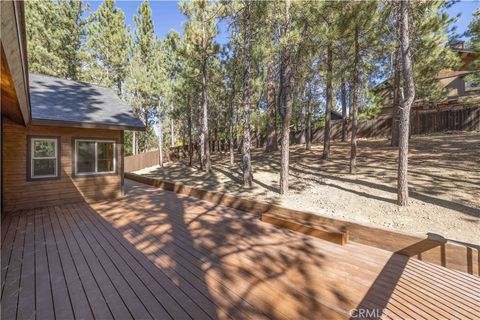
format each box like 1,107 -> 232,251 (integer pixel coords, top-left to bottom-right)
135,132 -> 480,245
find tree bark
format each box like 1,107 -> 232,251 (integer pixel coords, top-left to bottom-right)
265,59 -> 277,153
279,0 -> 293,195
299,89 -> 306,145
200,60 -> 210,171
229,108 -> 235,165
188,103 -> 193,167
341,79 -> 347,142
157,102 -> 164,167
143,108 -> 148,152
170,118 -> 175,147
391,6 -> 402,148
132,131 -> 137,155
397,0 -> 415,206
306,96 -> 312,150
350,26 -> 360,174
322,44 -> 333,160
229,82 -> 235,165
242,0 -> 253,187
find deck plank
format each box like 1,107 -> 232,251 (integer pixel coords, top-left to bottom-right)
1,212 -> 26,320
1,212 -> 19,294
1,212 -> 14,245
68,203 -> 170,320
2,179 -> 479,320
17,212 -> 36,320
51,206 -> 112,320
33,208 -> 55,320
57,205 -> 133,320
84,203 -> 257,319
96,200 -> 348,319
62,204 -> 151,320
80,203 -> 214,320
42,207 -> 75,320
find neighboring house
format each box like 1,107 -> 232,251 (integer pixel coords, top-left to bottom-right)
1,2 -> 145,213
330,109 -> 343,122
376,43 -> 479,115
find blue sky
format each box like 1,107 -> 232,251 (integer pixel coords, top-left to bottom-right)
87,0 -> 230,43
87,0 -> 478,43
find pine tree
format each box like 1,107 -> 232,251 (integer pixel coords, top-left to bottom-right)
241,0 -> 253,187
390,0 -> 459,146
57,0 -> 89,80
25,0 -> 64,76
130,0 -> 157,152
278,0 -> 294,195
180,0 -> 221,172
85,0 -> 130,94
26,0 -> 89,80
397,0 -> 415,206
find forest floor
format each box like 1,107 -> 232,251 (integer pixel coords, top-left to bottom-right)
134,131 -> 480,245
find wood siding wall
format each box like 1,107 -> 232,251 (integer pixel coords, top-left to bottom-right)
2,118 -> 123,211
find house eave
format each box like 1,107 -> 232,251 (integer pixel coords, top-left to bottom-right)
1,1 -> 30,125
30,118 -> 146,131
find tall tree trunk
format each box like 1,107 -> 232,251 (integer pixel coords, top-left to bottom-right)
229,110 -> 235,165
306,96 -> 312,150
299,89 -> 306,145
391,6 -> 402,148
242,0 -> 253,187
188,104 -> 193,167
350,26 -> 360,174
229,85 -> 235,165
143,108 -> 148,152
215,116 -> 220,154
322,45 -> 333,160
170,118 -> 175,147
279,0 -> 293,195
341,79 -> 347,142
200,60 -> 210,171
157,103 -> 164,167
398,0 -> 415,206
132,131 -> 137,155
265,59 -> 277,153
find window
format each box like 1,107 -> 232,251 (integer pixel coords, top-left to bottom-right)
29,137 -> 59,180
465,79 -> 479,92
464,73 -> 480,92
74,139 -> 116,175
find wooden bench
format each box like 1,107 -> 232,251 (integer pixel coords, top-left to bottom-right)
261,213 -> 349,245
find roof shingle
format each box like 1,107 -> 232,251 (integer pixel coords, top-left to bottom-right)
29,73 -> 145,130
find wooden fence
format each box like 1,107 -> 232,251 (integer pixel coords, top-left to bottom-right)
125,150 -> 160,172
125,146 -> 188,172
292,105 -> 480,144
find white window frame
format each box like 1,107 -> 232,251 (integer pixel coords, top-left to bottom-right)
74,139 -> 116,176
30,138 -> 59,179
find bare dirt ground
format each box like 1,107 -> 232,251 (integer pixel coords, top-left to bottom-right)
135,132 -> 480,245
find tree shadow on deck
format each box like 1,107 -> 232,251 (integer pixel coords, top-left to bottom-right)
91,180 -> 357,319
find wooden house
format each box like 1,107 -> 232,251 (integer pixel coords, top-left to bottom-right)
376,44 -> 479,115
1,2 -> 144,213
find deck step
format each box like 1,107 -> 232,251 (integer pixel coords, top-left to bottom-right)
261,213 -> 349,245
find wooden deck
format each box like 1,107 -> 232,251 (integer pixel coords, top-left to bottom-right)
1,180 -> 479,320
